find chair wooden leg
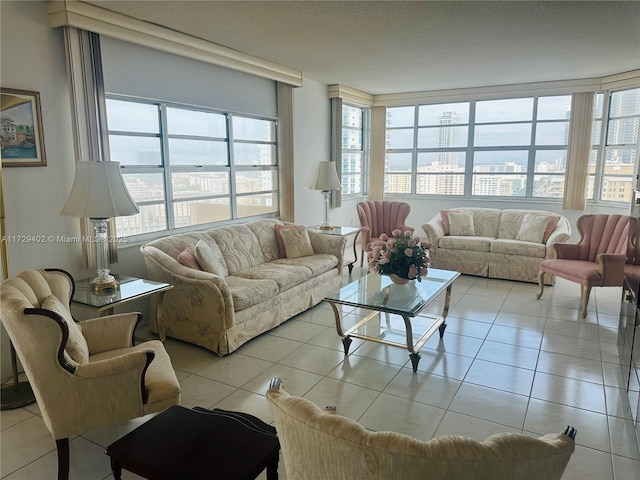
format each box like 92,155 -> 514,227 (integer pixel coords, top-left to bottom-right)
536,271 -> 545,299
581,286 -> 591,318
56,438 -> 70,480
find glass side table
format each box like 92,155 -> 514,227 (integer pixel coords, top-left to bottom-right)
72,275 -> 173,340
307,225 -> 361,274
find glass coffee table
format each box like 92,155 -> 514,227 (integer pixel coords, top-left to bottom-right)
323,268 -> 460,372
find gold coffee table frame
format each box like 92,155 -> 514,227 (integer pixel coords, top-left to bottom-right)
324,269 -> 460,372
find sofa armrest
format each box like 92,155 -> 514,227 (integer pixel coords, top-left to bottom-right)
545,219 -> 571,258
308,230 -> 346,273
422,216 -> 445,252
141,245 -> 236,331
598,253 -> 626,286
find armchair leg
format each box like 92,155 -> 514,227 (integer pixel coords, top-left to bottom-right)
56,438 -> 70,480
536,271 -> 545,300
581,286 -> 591,318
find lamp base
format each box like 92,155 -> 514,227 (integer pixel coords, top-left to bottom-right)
318,224 -> 334,231
1,382 -> 35,410
91,275 -> 120,293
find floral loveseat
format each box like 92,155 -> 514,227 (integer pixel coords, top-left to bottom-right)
140,219 -> 345,355
422,208 -> 571,284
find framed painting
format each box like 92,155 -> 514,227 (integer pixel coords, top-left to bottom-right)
1,88 -> 46,167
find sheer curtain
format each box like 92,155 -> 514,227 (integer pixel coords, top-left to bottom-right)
563,92 -> 595,210
63,27 -> 118,268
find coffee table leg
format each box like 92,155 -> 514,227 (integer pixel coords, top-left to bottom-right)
409,352 -> 421,372
110,458 -> 122,480
438,322 -> 447,338
342,336 -> 353,355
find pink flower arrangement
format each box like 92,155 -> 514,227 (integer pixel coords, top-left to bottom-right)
367,229 -> 431,281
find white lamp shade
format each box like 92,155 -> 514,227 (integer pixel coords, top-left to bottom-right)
306,161 -> 342,191
62,161 -> 139,218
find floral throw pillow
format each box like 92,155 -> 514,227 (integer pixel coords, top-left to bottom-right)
195,240 -> 227,276
279,226 -> 314,258
448,212 -> 475,236
177,244 -> 202,270
516,214 -> 550,243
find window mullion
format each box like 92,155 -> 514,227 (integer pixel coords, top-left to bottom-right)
227,113 -> 237,220
159,103 -> 174,230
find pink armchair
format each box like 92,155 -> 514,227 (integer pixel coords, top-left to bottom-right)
357,201 -> 413,267
537,214 -> 630,318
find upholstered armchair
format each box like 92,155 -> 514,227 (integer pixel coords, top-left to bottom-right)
266,378 -> 576,480
357,200 -> 413,267
0,269 -> 181,480
537,214 -> 630,318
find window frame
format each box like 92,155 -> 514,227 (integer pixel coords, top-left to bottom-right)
106,95 -> 279,238
385,90 -> 638,204
340,102 -> 370,197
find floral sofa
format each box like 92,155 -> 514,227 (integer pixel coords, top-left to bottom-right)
422,208 -> 571,284
140,219 -> 345,355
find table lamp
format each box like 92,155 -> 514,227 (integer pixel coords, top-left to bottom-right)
307,161 -> 342,230
62,161 -> 138,291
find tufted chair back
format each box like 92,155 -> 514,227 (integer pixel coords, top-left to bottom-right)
574,214 -> 630,262
357,201 -> 413,266
537,214 -> 630,318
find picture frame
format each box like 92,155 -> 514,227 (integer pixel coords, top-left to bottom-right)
1,88 -> 46,167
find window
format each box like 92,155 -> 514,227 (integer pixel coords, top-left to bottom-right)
597,88 -> 639,203
385,95 -> 571,198
341,104 -> 368,196
107,97 -> 278,236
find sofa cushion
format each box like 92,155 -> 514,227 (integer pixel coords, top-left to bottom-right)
442,208 -> 501,237
42,295 -> 89,364
195,240 -> 227,276
448,212 -> 475,236
209,225 -> 265,274
225,276 -> 280,311
280,227 -> 315,258
516,214 -> 549,243
177,244 -> 202,270
233,263 -> 313,292
498,209 -> 560,242
274,224 -> 304,258
439,236 -> 492,252
490,239 -> 547,258
272,254 -> 339,276
247,219 -> 283,262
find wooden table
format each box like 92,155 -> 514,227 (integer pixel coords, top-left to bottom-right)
105,405 -> 280,480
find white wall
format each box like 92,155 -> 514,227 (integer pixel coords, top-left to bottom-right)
0,1 -> 88,380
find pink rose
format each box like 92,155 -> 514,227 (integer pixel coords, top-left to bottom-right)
408,239 -> 416,247
408,265 -> 418,278
392,229 -> 402,238
404,230 -> 413,238
380,233 -> 388,241
405,248 -> 413,257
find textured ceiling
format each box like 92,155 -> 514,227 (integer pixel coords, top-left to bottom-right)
87,1 -> 640,95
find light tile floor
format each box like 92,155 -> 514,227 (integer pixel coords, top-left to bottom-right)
2,268 -> 640,479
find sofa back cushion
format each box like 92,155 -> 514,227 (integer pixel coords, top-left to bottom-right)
441,208 -> 501,238
247,219 -> 284,262
499,210 -> 561,243
195,240 -> 228,276
209,224 -> 265,274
